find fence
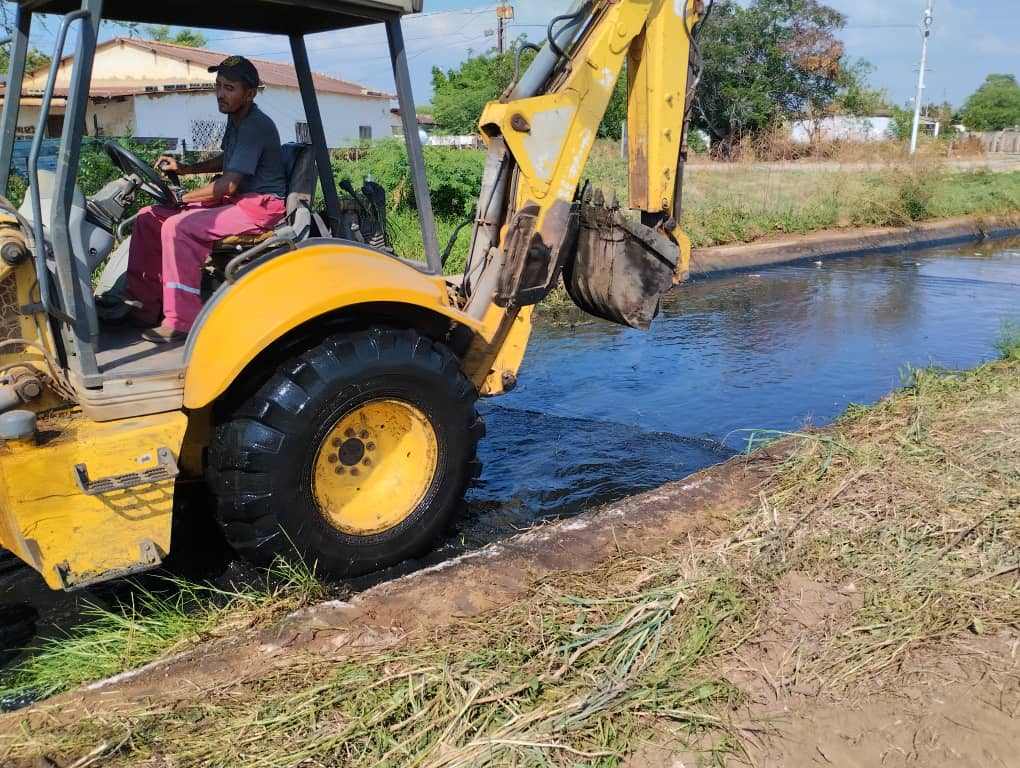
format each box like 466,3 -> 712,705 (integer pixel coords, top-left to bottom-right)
11,138 -> 60,177
977,130 -> 1020,154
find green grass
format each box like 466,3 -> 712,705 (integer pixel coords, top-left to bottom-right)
996,320 -> 1020,360
0,558 -> 327,702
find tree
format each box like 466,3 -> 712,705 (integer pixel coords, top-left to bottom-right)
694,0 -> 854,150
431,40 -> 622,137
0,47 -> 51,75
431,44 -> 529,135
146,25 -> 208,48
832,60 -> 888,117
960,74 -> 1020,131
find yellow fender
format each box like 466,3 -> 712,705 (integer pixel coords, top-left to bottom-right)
183,242 -> 486,409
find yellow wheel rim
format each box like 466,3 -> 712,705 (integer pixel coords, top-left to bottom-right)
312,399 -> 439,536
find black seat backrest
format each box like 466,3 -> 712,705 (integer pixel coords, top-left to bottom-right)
281,143 -> 317,216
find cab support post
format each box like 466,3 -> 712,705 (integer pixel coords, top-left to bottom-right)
0,8 -> 33,195
386,17 -> 441,274
290,34 -> 343,236
51,0 -> 103,385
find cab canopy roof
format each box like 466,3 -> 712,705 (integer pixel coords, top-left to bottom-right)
17,0 -> 422,35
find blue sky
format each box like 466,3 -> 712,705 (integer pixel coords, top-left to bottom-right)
21,0 -> 1020,110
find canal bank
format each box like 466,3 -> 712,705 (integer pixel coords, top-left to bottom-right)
689,214 -> 1020,276
4,325 -> 1019,766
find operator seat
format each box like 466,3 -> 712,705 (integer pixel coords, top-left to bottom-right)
211,142 -> 320,255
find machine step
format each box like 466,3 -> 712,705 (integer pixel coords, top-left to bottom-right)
73,446 -> 179,496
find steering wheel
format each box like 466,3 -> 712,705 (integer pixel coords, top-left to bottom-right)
103,141 -> 180,208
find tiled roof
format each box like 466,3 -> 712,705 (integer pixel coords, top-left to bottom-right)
66,37 -> 393,99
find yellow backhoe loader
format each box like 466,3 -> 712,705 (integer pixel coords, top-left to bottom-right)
0,0 -> 705,606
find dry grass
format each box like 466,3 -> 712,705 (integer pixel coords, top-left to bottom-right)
5,339 -> 1019,766
582,140 -> 1020,248
704,129 -> 986,164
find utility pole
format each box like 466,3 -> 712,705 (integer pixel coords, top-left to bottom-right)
496,4 -> 514,55
909,0 -> 934,155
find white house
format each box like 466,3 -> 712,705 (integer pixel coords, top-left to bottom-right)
4,38 -> 394,149
790,116 -> 895,144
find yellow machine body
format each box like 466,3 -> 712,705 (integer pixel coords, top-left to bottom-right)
0,0 -> 701,591
0,410 -> 187,590
184,242 -> 492,409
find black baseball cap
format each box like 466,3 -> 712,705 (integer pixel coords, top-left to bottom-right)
208,56 -> 261,88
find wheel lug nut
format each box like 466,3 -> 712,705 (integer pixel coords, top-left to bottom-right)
363,458 -> 372,467
350,468 -> 359,476
366,442 -> 375,451
335,467 -> 344,475
331,438 -> 341,448
345,428 -> 356,438
327,455 -> 337,464
359,430 -> 369,440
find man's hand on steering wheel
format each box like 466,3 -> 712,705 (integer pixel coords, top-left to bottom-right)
156,155 -> 178,173
102,141 -> 183,209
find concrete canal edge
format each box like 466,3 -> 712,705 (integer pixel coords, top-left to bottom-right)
689,215 -> 1020,276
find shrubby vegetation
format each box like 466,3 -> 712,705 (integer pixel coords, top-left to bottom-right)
335,139 -> 484,220
960,74 -> 1020,132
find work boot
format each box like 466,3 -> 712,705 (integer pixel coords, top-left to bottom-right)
141,324 -> 188,344
97,296 -> 157,329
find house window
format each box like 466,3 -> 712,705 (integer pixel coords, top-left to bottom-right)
191,120 -> 227,151
359,125 -> 372,143
295,122 -> 311,144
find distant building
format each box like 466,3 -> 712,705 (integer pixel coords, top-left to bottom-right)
390,108 -> 436,138
1,37 -> 394,149
790,116 -> 895,144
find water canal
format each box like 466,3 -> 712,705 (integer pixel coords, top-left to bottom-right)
449,237 -> 1020,555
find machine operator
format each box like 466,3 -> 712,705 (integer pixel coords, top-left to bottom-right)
124,56 -> 288,343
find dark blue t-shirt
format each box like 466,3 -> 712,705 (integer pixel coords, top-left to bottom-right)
220,104 -> 286,198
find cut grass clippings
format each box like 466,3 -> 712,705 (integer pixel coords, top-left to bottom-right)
5,332 -> 1019,766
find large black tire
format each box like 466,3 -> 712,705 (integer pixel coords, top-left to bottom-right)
207,328 -> 483,578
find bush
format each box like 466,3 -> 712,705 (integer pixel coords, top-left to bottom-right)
77,138 -> 168,197
5,174 -> 27,209
688,131 -> 709,154
334,140 -> 484,219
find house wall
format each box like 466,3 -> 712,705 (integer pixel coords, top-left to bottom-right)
86,99 -> 136,137
24,40 -> 215,91
790,116 -> 894,144
132,86 -> 392,149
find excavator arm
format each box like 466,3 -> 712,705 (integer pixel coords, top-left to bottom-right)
460,0 -> 703,393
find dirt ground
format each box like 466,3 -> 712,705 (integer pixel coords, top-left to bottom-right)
2,352 -> 1018,766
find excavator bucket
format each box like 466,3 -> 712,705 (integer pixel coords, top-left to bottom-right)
563,189 -> 680,330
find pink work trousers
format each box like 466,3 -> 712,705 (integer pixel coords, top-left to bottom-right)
126,193 -> 286,332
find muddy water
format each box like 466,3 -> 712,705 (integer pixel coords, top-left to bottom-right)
4,239 -> 1020,654
440,238 -> 1020,558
